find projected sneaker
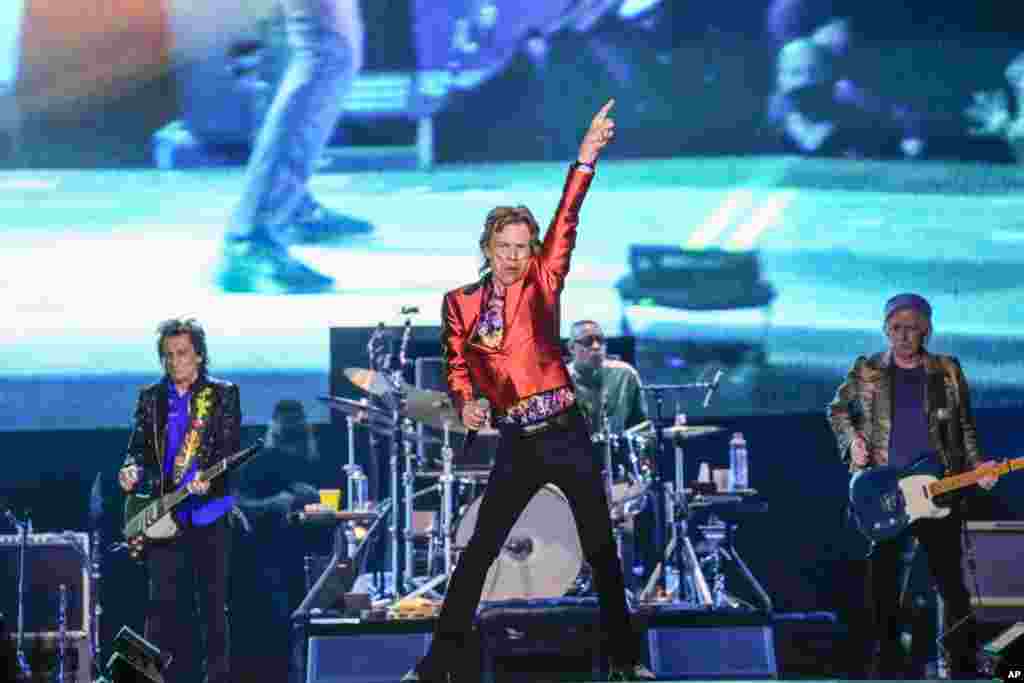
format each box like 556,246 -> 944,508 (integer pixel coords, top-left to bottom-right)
284,201 -> 375,246
215,239 -> 334,295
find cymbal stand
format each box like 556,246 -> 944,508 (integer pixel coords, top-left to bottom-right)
368,320 -> 409,601
671,435 -> 712,606
401,420 -> 419,592
395,423 -> 457,603
342,414 -> 359,512
439,423 -> 456,579
644,387 -> 671,597
598,410 -> 627,569
638,379 -> 720,604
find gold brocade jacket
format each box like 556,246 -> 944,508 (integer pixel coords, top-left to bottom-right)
826,350 -> 982,475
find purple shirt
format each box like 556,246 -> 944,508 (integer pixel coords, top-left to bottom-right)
165,379 -> 233,526
888,365 -> 931,469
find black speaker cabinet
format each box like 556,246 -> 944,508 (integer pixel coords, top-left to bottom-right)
304,629 -> 431,683
645,611 -> 778,680
963,521 -> 1024,621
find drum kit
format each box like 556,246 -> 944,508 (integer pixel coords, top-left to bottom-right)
314,318 -> 764,611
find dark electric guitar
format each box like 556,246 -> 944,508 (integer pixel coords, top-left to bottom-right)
849,453 -> 1023,543
123,439 -> 263,557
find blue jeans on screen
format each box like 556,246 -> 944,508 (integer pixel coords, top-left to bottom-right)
228,0 -> 363,246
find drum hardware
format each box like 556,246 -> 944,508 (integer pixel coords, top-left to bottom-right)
639,373 -> 724,604
319,394 -> 391,421
690,501 -> 773,612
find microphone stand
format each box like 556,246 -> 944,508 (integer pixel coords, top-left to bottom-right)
5,509 -> 33,680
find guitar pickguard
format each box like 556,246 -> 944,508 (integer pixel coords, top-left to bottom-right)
144,513 -> 181,540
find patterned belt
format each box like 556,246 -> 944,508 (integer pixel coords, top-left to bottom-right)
518,405 -> 579,437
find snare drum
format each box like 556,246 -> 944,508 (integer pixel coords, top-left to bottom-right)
454,484 -> 583,602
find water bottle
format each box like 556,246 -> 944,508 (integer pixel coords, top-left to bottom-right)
350,466 -> 369,511
729,432 -> 749,491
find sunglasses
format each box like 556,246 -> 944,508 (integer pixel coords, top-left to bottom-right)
573,334 -> 606,347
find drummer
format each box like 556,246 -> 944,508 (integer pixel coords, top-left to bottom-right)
567,320 -> 647,434
567,319 -> 656,587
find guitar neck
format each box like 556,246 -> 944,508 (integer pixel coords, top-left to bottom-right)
928,456 -> 1024,496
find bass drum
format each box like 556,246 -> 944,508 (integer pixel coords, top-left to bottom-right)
454,484 -> 582,602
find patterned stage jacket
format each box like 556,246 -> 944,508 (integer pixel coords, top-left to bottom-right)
441,163 -> 593,418
121,375 -> 242,500
826,350 -> 981,475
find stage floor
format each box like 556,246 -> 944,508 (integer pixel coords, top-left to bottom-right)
4,155 -> 1024,429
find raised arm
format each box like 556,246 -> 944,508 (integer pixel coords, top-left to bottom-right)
540,99 -> 616,284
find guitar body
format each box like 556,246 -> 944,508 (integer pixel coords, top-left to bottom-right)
850,456 -> 949,544
122,440 -> 264,560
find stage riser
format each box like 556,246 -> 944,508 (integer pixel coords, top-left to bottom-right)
303,623 -> 783,682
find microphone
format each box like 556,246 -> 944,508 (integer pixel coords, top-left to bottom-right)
463,398 -> 490,456
702,370 -> 724,409
400,306 -> 420,315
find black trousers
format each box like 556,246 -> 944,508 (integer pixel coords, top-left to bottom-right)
869,514 -> 976,679
419,406 -> 637,677
146,517 -> 232,683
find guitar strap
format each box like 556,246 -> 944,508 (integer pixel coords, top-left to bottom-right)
172,385 -> 216,485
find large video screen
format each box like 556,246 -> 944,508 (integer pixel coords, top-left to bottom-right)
2,0 -> 1023,429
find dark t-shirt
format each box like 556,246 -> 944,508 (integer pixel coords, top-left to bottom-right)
888,365 -> 931,469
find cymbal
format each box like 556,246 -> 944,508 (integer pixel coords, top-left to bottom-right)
416,468 -> 491,481
344,367 -> 401,396
662,425 -> 723,440
404,387 -> 499,437
319,395 -> 390,420
624,423 -> 723,442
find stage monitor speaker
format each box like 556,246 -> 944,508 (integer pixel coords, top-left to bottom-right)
306,632 -> 431,683
106,626 -> 167,683
963,521 -> 1024,621
646,622 -> 778,680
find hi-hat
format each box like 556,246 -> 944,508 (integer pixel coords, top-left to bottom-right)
661,425 -> 723,440
416,468 -> 491,482
625,422 -> 723,442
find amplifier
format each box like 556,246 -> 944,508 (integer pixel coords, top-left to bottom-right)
8,632 -> 93,683
963,521 -> 1024,621
0,532 -> 91,635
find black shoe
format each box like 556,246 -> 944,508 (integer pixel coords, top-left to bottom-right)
609,663 -> 657,681
285,202 -> 374,245
215,239 -> 334,294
